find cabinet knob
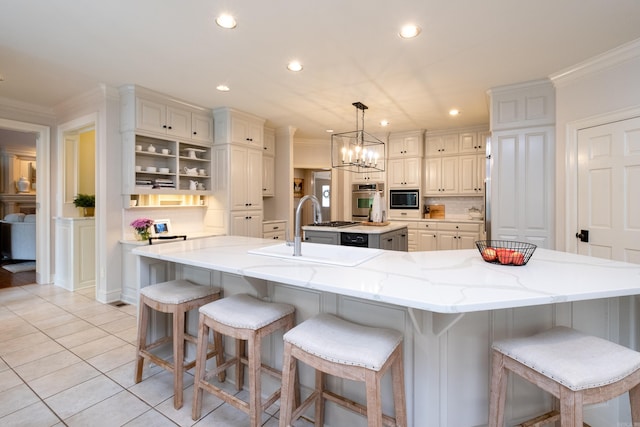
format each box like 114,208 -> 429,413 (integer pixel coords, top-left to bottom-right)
163,125 -> 167,129
193,131 -> 197,135
168,126 -> 172,130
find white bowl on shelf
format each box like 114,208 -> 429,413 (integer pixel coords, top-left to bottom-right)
159,167 -> 170,173
145,166 -> 157,173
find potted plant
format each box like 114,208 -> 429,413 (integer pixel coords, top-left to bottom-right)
73,193 -> 95,217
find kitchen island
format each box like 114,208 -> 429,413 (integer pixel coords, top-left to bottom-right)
302,221 -> 408,251
133,236 -> 640,426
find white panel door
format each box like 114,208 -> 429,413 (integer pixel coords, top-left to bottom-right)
577,116 -> 640,263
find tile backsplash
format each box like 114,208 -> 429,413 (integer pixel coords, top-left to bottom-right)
424,196 -> 483,218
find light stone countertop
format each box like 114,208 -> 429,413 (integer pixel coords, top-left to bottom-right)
133,235 -> 640,314
301,221 -> 407,234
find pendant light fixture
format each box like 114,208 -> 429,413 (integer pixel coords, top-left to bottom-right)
331,102 -> 385,173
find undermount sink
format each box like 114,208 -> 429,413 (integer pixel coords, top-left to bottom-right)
248,242 -> 383,267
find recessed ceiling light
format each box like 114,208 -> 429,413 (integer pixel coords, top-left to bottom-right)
216,84 -> 230,92
399,24 -> 421,39
380,120 -> 389,127
326,129 -> 334,133
449,109 -> 460,116
287,61 -> 303,72
215,14 -> 237,29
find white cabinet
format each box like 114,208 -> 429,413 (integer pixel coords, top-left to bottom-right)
262,128 -> 275,196
54,217 -> 95,291
388,130 -> 424,158
230,211 -> 263,237
191,112 -> 215,143
459,154 -> 485,195
417,222 -> 438,251
425,134 -> 459,156
424,157 -> 458,195
262,155 -> 275,197
388,157 -> 421,187
459,131 -> 490,154
437,223 -> 480,250
263,220 -> 287,240
214,108 -> 265,147
229,145 -> 262,211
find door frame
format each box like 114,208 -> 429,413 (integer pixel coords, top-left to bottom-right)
564,106 -> 640,253
0,118 -> 51,284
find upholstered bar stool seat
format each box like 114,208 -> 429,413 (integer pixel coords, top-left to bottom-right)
192,293 -> 296,427
279,313 -> 407,427
135,279 -> 221,410
489,326 -> 640,427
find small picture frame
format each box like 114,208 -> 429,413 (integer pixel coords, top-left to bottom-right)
153,219 -> 171,235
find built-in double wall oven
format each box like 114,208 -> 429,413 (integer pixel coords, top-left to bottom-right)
352,182 -> 384,222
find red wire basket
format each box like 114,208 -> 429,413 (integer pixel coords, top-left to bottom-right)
475,240 -> 537,266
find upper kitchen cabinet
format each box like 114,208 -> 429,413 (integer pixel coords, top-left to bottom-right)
262,128 -> 275,196
424,157 -> 458,195
388,130 -> 424,158
388,157 -> 422,188
459,130 -> 491,154
263,127 -> 276,156
214,107 -> 265,147
120,85 -> 214,144
425,134 -> 458,156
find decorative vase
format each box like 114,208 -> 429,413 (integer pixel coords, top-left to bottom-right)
82,207 -> 95,217
135,228 -> 151,241
17,177 -> 30,193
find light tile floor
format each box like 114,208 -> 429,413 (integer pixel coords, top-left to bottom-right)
0,284 -> 314,427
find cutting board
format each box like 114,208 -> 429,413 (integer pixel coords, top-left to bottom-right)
428,205 -> 445,219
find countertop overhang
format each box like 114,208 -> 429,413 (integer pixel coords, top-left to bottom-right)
301,221 -> 407,234
133,236 -> 640,314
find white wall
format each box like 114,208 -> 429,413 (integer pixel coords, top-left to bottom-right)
551,39 -> 640,250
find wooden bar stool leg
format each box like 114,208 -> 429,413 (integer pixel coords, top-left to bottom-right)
489,350 -> 508,427
213,330 -> 225,382
236,338 -> 245,391
248,332 -> 261,427
279,341 -> 296,427
559,389 -> 582,427
315,370 -> 325,427
172,307 -> 186,409
134,299 -> 149,383
391,348 -> 408,427
365,369 -> 383,427
192,315 -> 209,420
630,384 -> 640,426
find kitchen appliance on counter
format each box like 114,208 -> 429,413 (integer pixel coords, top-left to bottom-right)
352,183 -> 384,222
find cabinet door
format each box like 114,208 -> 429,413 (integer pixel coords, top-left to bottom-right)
424,158 -> 442,194
425,136 -> 442,156
460,132 -> 480,153
441,134 -> 459,154
262,155 -> 275,196
388,137 -> 406,158
192,113 -> 214,143
248,123 -> 264,146
459,155 -> 479,194
230,211 -> 263,237
388,158 -> 406,186
404,157 -> 422,187
246,148 -> 263,209
247,212 -> 263,238
166,106 -> 191,138
437,231 -> 458,250
379,232 -> 395,250
229,146 -> 249,210
458,232 -> 478,250
418,230 -> 438,251
136,97 -> 166,134
304,231 -> 339,245
404,135 -> 423,157
263,129 -> 276,155
441,157 -> 458,193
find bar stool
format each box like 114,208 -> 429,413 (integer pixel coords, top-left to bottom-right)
191,293 -> 295,427
279,313 -> 407,427
134,279 -> 222,410
489,326 -> 640,427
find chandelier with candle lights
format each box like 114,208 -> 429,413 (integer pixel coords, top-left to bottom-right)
331,102 -> 385,173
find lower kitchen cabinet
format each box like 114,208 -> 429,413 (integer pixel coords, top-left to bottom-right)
437,222 -> 480,250
369,228 -> 408,251
304,230 -> 340,245
263,220 -> 287,240
417,226 -> 438,251
54,217 -> 95,291
230,211 -> 263,237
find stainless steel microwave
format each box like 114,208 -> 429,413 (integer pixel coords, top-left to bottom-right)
389,189 -> 419,210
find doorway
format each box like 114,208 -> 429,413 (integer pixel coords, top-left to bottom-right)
313,170 -> 331,222
0,118 -> 52,284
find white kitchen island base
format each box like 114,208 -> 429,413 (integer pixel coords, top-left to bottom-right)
133,236 -> 640,426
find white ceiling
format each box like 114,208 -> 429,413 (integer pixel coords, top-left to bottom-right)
1,0 -> 639,139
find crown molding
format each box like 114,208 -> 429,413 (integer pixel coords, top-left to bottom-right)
550,38 -> 640,87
